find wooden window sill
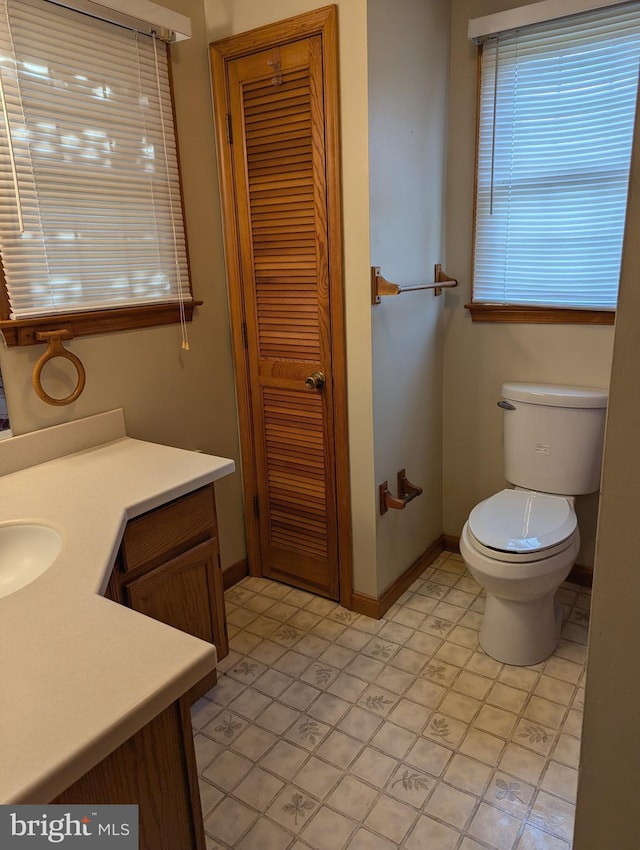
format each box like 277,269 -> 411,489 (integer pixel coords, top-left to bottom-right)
466,303 -> 615,325
0,301 -> 202,347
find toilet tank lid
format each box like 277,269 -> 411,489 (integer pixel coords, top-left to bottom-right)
502,382 -> 608,408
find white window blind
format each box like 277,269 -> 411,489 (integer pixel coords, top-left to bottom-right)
473,3 -> 640,310
0,0 -> 190,319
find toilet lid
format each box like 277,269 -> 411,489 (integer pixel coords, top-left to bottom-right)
468,489 -> 577,554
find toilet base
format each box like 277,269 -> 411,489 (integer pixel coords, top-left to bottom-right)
479,591 -> 564,666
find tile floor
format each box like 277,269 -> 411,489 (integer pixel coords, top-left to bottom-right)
191,552 -> 590,850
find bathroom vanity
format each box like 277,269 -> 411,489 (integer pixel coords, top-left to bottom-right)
0,410 -> 234,849
106,483 -> 228,700
53,694 -> 204,848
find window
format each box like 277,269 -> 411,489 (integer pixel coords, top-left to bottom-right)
0,0 -> 194,346
470,1 -> 640,323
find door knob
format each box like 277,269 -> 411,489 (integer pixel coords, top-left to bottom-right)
305,371 -> 326,390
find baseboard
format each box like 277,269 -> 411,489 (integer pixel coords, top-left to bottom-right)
228,533 -> 592,616
443,534 -> 460,553
442,533 -> 593,589
351,535 -> 446,620
567,564 -> 593,588
350,592 -> 379,619
223,558 -> 249,590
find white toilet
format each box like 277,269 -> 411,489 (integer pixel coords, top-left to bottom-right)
460,383 -> 607,666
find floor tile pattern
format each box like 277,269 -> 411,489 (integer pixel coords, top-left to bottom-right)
192,553 -> 589,850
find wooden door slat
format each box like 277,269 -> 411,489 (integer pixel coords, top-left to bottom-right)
242,69 -> 310,97
245,137 -> 312,158
244,96 -> 310,121
253,241 -> 316,252
245,106 -> 311,129
246,122 -> 311,145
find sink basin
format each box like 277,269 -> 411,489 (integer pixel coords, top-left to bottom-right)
0,523 -> 62,599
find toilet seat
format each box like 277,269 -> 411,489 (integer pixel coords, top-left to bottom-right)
467,489 -> 577,563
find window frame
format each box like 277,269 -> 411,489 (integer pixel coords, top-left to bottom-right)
467,45 -> 619,325
0,32 -> 200,347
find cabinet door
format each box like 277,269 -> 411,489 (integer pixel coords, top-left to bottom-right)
124,540 -> 228,658
54,699 -> 205,850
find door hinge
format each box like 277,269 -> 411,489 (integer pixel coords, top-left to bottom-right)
226,113 -> 233,144
241,320 -> 248,349
253,495 -> 259,519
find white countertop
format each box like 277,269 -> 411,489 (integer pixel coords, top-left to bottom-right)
0,410 -> 235,804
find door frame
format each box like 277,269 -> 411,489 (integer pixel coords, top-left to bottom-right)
210,5 -> 352,607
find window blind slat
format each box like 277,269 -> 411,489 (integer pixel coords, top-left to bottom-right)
0,0 -> 190,319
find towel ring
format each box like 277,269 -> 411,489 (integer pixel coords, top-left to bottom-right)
32,330 -> 86,407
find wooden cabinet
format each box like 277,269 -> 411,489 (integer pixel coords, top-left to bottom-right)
106,484 -> 228,700
58,483 -> 231,847
54,695 -> 206,850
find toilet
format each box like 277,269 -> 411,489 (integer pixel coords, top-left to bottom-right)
460,382 -> 608,666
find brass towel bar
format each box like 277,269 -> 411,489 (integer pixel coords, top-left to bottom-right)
371,264 -> 458,305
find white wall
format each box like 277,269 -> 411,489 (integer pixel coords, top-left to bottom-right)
573,84 -> 640,850
368,0 -> 450,594
205,0 -> 379,596
444,0 -> 615,568
0,0 -> 246,569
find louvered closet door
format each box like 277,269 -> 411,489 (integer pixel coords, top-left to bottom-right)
228,36 -> 339,598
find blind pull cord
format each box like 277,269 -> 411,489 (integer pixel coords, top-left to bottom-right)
0,67 -> 23,233
152,34 -> 190,351
489,34 -> 500,217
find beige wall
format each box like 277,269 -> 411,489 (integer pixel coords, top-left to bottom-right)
0,0 -> 245,569
2,0 -> 619,591
443,0 -> 615,568
205,0 -> 379,596
573,85 -> 640,850
368,0 -> 450,593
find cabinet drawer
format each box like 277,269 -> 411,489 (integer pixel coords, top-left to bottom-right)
122,486 -> 217,573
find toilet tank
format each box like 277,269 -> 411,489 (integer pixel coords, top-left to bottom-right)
501,383 -> 608,495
